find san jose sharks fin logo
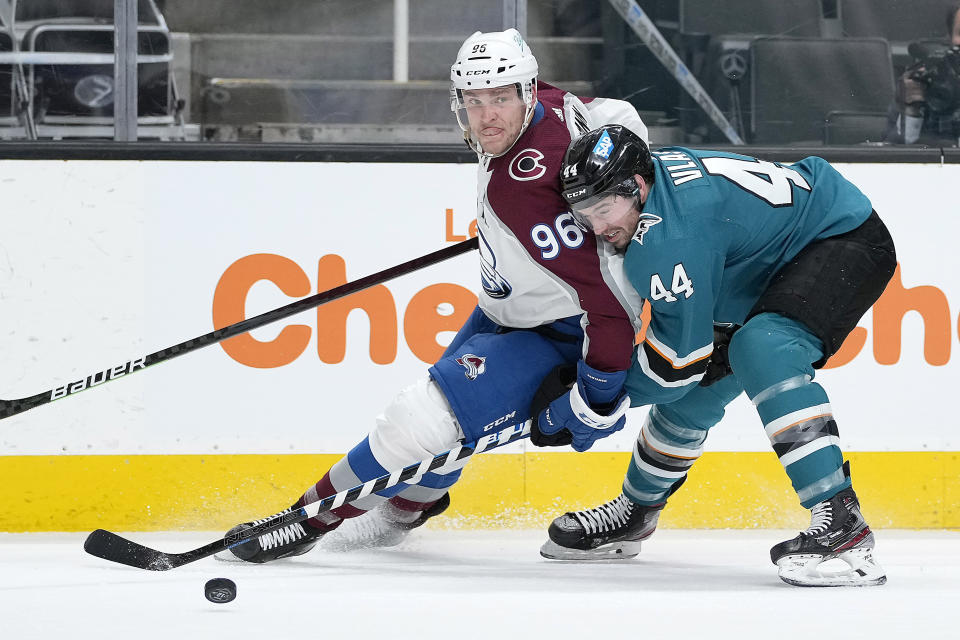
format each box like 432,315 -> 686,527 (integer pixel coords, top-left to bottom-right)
633,213 -> 663,245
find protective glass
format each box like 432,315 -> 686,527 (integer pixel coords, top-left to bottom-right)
451,82 -> 534,157
569,178 -> 640,231
452,85 -> 525,114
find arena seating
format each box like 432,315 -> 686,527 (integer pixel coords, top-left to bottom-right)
841,0 -> 950,74
677,0 -> 823,143
0,0 -> 182,139
679,0 -> 821,37
160,0 -> 601,141
841,0 -> 947,42
0,29 -> 13,127
749,37 -> 894,144
0,1 -> 936,145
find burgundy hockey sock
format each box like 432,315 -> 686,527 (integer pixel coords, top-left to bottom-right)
387,495 -> 440,524
295,472 -> 367,532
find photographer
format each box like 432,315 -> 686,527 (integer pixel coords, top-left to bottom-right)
885,3 -> 960,145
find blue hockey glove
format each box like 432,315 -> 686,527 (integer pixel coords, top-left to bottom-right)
534,362 -> 630,452
529,365 -> 576,447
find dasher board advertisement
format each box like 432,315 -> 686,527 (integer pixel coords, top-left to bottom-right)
0,160 -> 955,455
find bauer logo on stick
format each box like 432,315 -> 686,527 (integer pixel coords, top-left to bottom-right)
49,357 -> 147,401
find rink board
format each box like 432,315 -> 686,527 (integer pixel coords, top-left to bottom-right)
0,159 -> 957,531
0,450 -> 957,531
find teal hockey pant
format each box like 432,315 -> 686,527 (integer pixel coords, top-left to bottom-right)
623,313 -> 850,509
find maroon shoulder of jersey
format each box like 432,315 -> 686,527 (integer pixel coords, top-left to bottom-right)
484,85 -> 636,372
537,80 -> 595,104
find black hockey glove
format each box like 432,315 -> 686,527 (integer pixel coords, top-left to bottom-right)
699,323 -> 740,387
529,365 -> 576,447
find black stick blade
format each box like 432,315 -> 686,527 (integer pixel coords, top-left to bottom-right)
84,529 -> 178,571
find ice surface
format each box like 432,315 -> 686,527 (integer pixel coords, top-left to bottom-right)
2,529 -> 957,639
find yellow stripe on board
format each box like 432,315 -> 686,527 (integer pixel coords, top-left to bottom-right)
0,451 -> 956,532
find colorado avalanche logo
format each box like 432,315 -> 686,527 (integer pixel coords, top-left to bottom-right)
456,354 -> 487,380
508,148 -> 547,181
478,229 -> 512,299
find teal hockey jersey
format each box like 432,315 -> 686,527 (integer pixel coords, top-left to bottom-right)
623,147 -> 873,405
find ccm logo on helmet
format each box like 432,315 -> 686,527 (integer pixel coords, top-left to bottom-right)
465,70 -> 491,76
508,149 -> 547,181
564,188 -> 586,201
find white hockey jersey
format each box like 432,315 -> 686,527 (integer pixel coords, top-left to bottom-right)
473,81 -> 648,372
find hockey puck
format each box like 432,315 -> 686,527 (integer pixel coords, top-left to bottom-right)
204,577 -> 237,603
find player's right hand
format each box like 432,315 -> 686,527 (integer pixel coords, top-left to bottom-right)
534,384 -> 629,452
529,365 -> 575,447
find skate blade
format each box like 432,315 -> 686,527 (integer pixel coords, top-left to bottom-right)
776,548 -> 887,587
539,538 -> 642,561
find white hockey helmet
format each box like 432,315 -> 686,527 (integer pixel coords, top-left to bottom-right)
450,28 -> 539,156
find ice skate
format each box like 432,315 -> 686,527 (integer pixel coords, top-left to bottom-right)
540,493 -> 663,560
771,486 -> 886,587
216,508 -> 325,564
321,493 -> 450,552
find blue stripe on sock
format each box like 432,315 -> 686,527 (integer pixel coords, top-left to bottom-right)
345,437 -> 389,479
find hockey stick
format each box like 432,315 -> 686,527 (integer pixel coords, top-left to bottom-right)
83,419 -> 531,571
0,237 -> 478,421
607,0 -> 746,145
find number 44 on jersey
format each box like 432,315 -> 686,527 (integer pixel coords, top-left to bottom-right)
650,263 -> 694,302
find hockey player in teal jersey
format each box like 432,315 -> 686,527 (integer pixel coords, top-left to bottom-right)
536,125 -> 895,586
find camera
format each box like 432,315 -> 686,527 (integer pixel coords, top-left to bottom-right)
907,43 -> 960,113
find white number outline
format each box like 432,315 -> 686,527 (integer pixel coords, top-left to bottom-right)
530,212 -> 585,260
650,263 -> 694,303
700,156 -> 811,207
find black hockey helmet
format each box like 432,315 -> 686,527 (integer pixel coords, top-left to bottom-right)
560,125 -> 653,227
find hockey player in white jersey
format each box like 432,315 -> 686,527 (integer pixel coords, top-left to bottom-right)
220,29 -> 651,560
